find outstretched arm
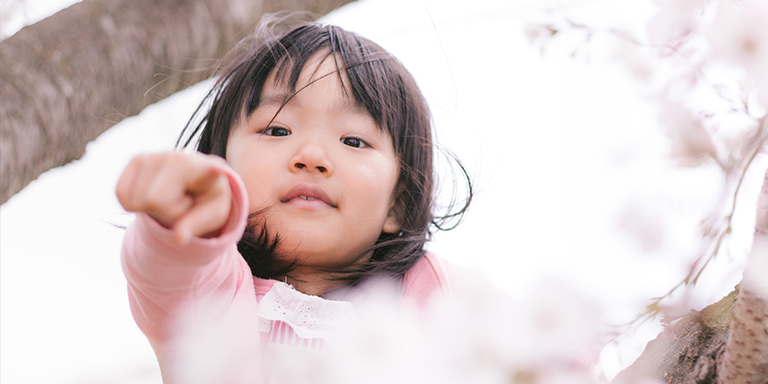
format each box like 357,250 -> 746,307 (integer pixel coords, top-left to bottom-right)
117,152 -> 260,383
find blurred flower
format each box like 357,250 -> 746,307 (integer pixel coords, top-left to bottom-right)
264,344 -> 337,384
524,22 -> 556,45
330,284 -> 431,384
743,235 -> 768,300
259,276 -> 605,384
420,276 -> 523,384
658,102 -> 718,166
614,36 -> 654,82
653,0 -> 709,12
757,170 -> 768,234
706,1 -> 768,74
0,0 -> 25,39
618,203 -> 667,252
646,0 -> 708,46
423,277 -> 602,383
745,171 -> 768,299
512,280 -> 603,367
171,295 -> 261,384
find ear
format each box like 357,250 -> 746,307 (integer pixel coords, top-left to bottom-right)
382,195 -> 404,234
383,213 -> 400,234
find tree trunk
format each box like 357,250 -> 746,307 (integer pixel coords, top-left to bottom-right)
614,170 -> 768,384
718,169 -> 768,384
612,288 -> 737,384
0,0 -> 354,205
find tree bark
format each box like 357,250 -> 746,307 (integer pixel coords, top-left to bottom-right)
614,169 -> 768,384
612,288 -> 737,384
718,278 -> 768,384
0,0 -> 354,205
718,169 -> 768,384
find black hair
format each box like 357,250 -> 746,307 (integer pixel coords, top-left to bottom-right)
178,19 -> 471,285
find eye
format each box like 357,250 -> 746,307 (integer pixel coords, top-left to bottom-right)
263,127 -> 291,137
341,137 -> 369,148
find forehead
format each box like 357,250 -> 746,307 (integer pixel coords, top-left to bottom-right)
259,52 -> 366,115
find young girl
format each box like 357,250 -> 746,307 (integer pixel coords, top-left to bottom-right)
118,21 -> 471,383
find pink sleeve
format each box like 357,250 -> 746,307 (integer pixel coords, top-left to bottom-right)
402,252 -> 449,307
120,166 -> 261,382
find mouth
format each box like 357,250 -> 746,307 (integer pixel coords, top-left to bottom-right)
280,184 -> 337,208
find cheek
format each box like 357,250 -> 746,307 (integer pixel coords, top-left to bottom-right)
228,149 -> 279,209
352,161 -> 399,210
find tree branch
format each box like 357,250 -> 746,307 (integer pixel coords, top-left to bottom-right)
718,168 -> 768,384
0,0 -> 354,205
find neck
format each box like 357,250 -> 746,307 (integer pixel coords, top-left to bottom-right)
281,268 -> 346,297
279,250 -> 375,296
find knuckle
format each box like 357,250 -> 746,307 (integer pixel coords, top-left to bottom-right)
143,190 -> 176,214
143,197 -> 163,213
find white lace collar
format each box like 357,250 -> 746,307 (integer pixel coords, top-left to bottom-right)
258,282 -> 355,340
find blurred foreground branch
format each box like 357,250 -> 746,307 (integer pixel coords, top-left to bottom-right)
527,2 -> 768,381
614,168 -> 768,384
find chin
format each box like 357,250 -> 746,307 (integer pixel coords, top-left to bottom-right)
280,243 -> 371,268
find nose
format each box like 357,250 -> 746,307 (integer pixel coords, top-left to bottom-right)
289,141 -> 333,176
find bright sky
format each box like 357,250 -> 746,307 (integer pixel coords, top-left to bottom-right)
1,0 -> 766,383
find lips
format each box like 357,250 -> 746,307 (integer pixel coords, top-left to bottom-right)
280,184 -> 336,208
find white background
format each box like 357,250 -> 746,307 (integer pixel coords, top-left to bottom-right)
1,0 -> 765,382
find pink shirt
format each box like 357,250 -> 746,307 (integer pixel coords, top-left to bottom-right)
121,167 -> 452,383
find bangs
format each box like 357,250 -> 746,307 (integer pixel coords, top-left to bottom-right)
242,25 -> 403,147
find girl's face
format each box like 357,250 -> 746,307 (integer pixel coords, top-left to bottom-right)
226,54 -> 401,273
